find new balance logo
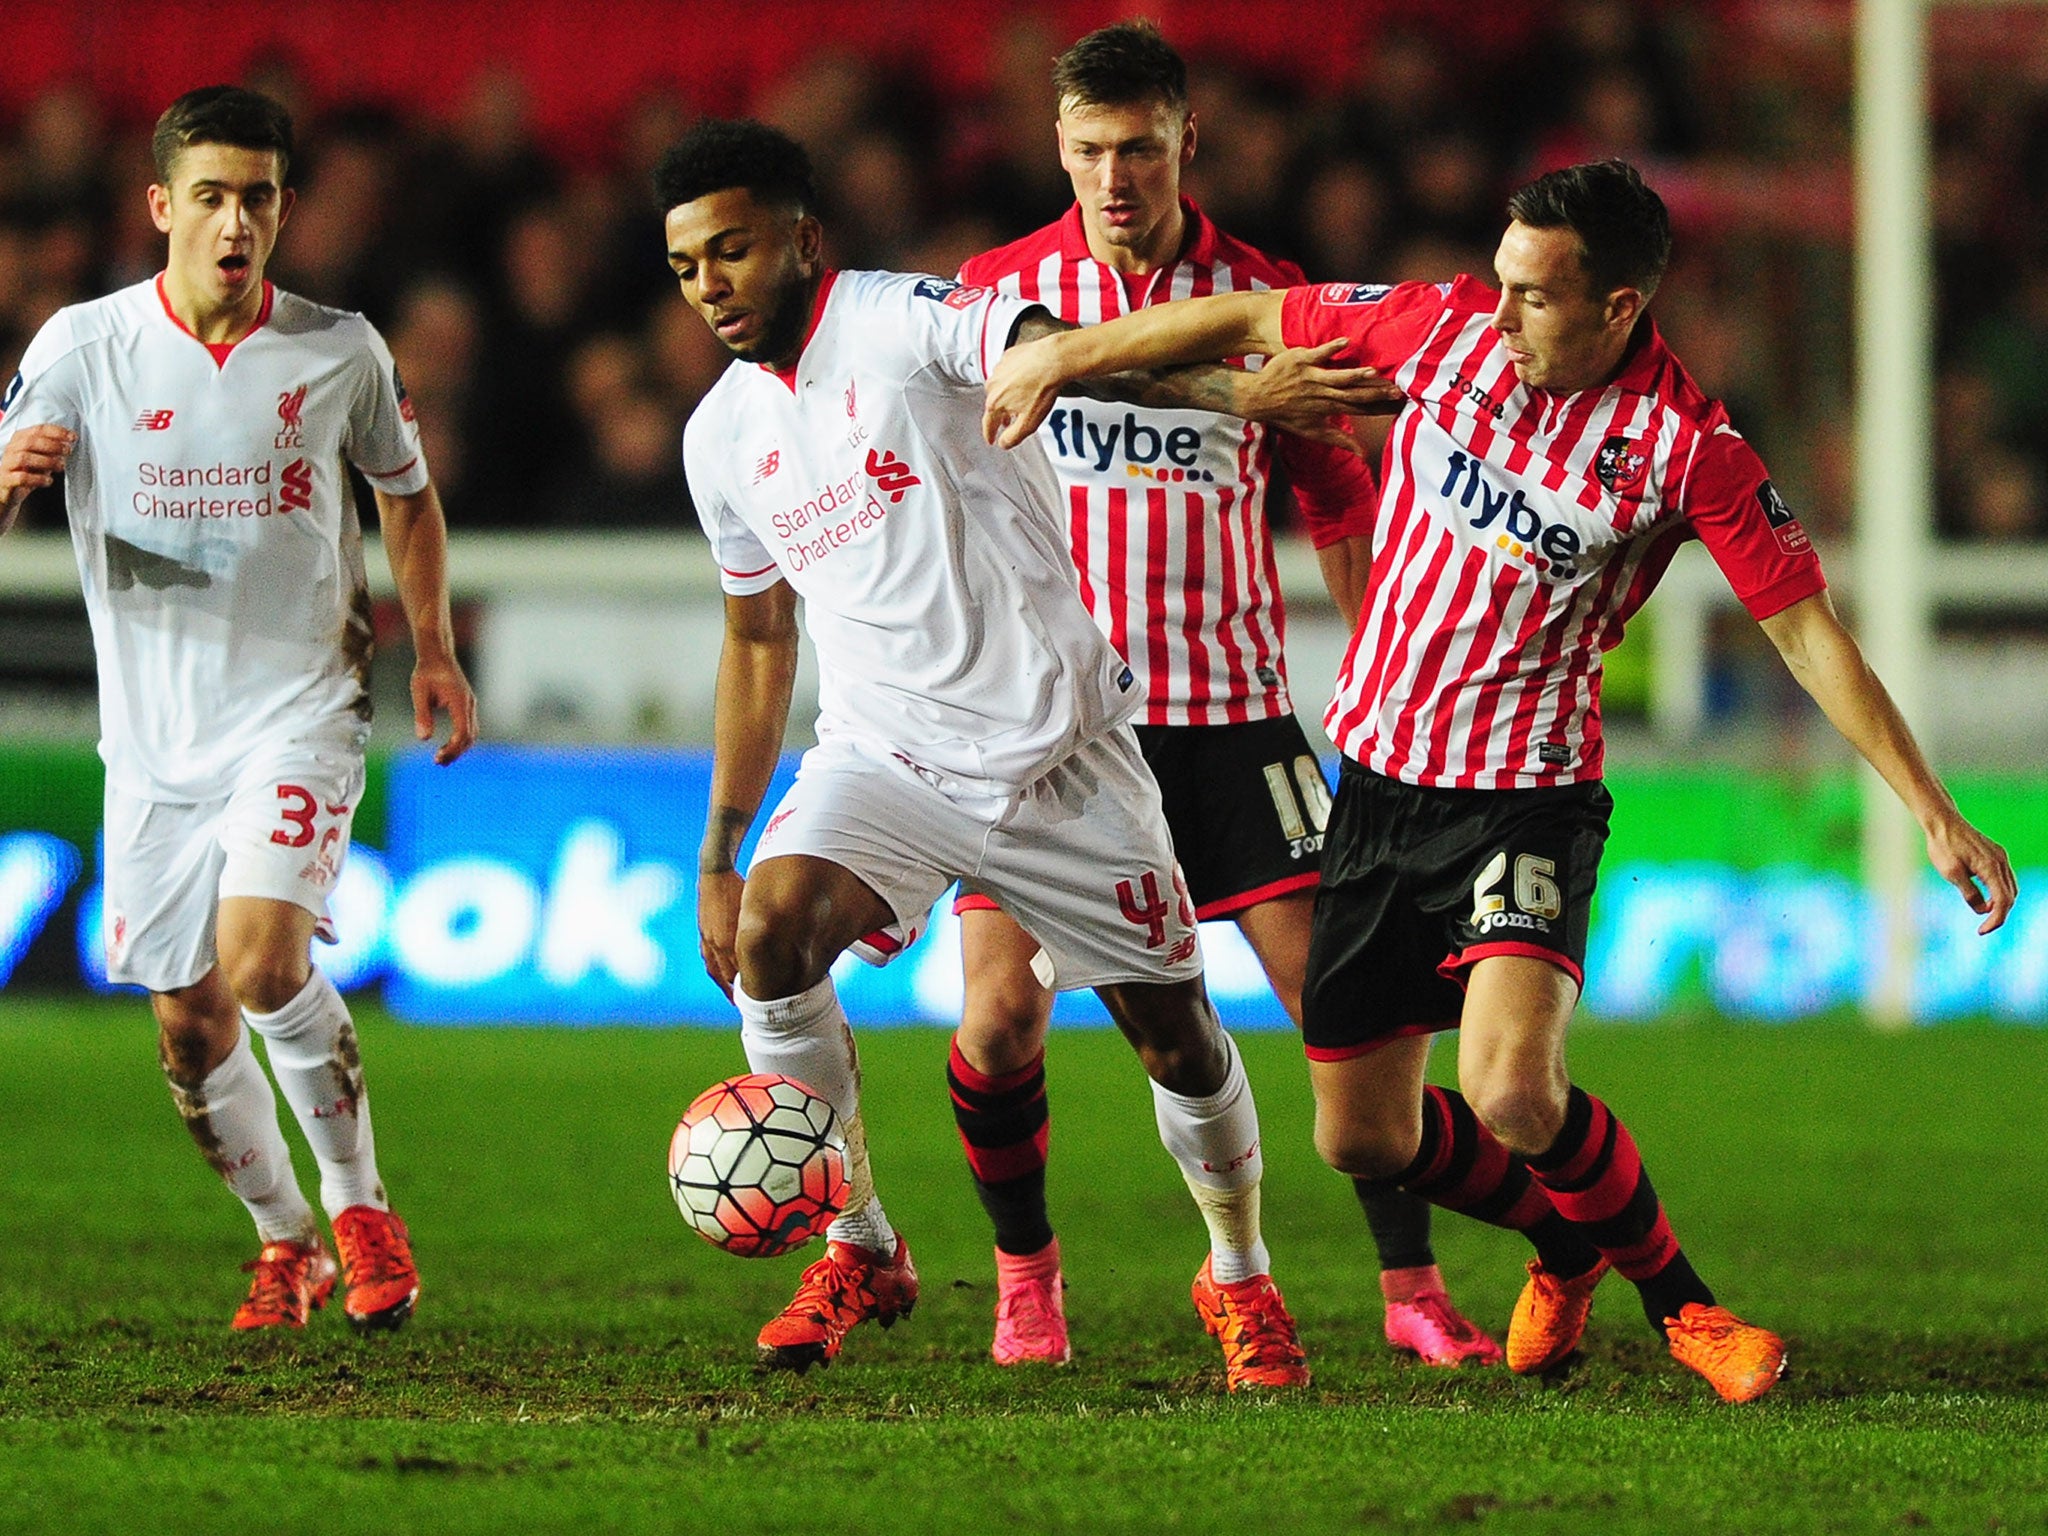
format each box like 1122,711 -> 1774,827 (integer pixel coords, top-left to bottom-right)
754,451 -> 781,483
279,457 -> 313,513
865,448 -> 920,503
133,410 -> 174,431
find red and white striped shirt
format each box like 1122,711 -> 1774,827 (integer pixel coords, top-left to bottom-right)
1281,278 -> 1826,789
961,201 -> 1374,727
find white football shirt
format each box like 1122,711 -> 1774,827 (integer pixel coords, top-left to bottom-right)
0,276 -> 429,802
683,269 -> 1142,795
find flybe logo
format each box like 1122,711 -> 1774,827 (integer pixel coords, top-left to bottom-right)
1043,406 -> 1218,483
1437,448 -> 1586,580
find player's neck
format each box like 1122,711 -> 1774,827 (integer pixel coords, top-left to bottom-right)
762,269 -> 828,375
159,265 -> 268,346
1084,203 -> 1187,278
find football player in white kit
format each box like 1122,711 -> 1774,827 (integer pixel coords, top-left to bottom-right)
0,88 -> 475,1332
664,120 -> 1380,1386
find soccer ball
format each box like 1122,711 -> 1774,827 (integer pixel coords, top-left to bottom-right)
668,1073 -> 849,1258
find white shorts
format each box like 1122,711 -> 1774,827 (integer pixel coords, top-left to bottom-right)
751,729 -> 1202,992
103,743 -> 365,992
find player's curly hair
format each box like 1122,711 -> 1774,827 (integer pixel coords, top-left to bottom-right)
151,86 -> 295,185
1507,160 -> 1671,300
1053,19 -> 1189,114
654,119 -> 817,216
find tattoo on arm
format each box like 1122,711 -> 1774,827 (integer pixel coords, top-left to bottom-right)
1076,361 -> 1245,412
700,807 -> 751,874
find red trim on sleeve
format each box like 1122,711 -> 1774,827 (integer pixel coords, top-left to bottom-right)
953,891 -> 1002,915
1437,941 -> 1585,992
361,455 -> 421,483
1194,871 -> 1318,922
721,561 -> 781,580
155,272 -> 275,369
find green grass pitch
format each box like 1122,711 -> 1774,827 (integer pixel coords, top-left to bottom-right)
1,998 -> 2045,1535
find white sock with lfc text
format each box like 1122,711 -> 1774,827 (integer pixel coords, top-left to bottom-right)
735,977 -> 897,1257
1151,1029 -> 1270,1284
166,1025 -> 319,1246
243,968 -> 387,1219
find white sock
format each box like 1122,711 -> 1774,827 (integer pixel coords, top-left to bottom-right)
243,969 -> 387,1219
735,977 -> 897,1256
1151,1029 -> 1271,1284
164,1026 -> 318,1246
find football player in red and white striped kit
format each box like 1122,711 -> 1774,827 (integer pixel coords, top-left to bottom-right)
985,159 -> 2016,1402
944,20 -> 1499,1371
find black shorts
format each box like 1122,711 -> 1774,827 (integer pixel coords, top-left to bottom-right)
1300,761 -> 1611,1061
1133,716 -> 1328,919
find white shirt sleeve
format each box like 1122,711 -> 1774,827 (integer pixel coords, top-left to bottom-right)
0,309 -> 84,435
683,411 -> 782,595
884,274 -> 1037,389
343,320 -> 431,494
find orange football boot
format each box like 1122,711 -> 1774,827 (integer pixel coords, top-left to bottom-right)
1665,1303 -> 1786,1402
1191,1257 -> 1311,1391
331,1205 -> 420,1334
757,1236 -> 920,1371
1506,1256 -> 1609,1374
231,1238 -> 339,1330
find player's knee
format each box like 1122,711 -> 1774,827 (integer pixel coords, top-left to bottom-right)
218,946 -> 311,1015
1312,1114 -> 1415,1181
956,995 -> 1050,1073
1465,1080 -> 1565,1158
732,905 -> 828,999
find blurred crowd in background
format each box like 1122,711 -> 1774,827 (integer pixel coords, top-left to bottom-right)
3,0 -> 2047,544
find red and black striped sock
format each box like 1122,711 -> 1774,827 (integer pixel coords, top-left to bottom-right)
947,1036 -> 1054,1257
1526,1086 -> 1714,1334
1392,1086 -> 1602,1279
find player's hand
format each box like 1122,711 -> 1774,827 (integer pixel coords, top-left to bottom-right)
984,337 -> 1069,448
0,424 -> 77,498
1237,341 -> 1403,453
411,650 -> 478,765
697,869 -> 746,998
1924,810 -> 2018,935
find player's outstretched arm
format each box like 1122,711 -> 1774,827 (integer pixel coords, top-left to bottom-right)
375,484 -> 478,766
1759,590 -> 2017,933
0,424 -> 76,536
699,583 -> 800,998
985,291 -> 1290,448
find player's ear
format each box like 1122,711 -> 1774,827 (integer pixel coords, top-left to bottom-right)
1180,110 -> 1197,168
276,186 -> 296,231
1604,285 -> 1644,333
794,212 -> 824,276
146,183 -> 174,235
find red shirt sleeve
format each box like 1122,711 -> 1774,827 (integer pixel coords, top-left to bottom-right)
1679,426 -> 1828,620
1270,432 -> 1376,547
1278,280 -> 1455,374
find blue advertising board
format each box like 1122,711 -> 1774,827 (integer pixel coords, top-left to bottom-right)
2,745 -> 2043,1025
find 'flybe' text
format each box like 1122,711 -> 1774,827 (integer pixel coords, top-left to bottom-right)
1045,408 -> 1214,480
1439,449 -> 1583,579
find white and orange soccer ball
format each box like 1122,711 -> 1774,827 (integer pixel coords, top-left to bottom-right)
668,1074 -> 849,1258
